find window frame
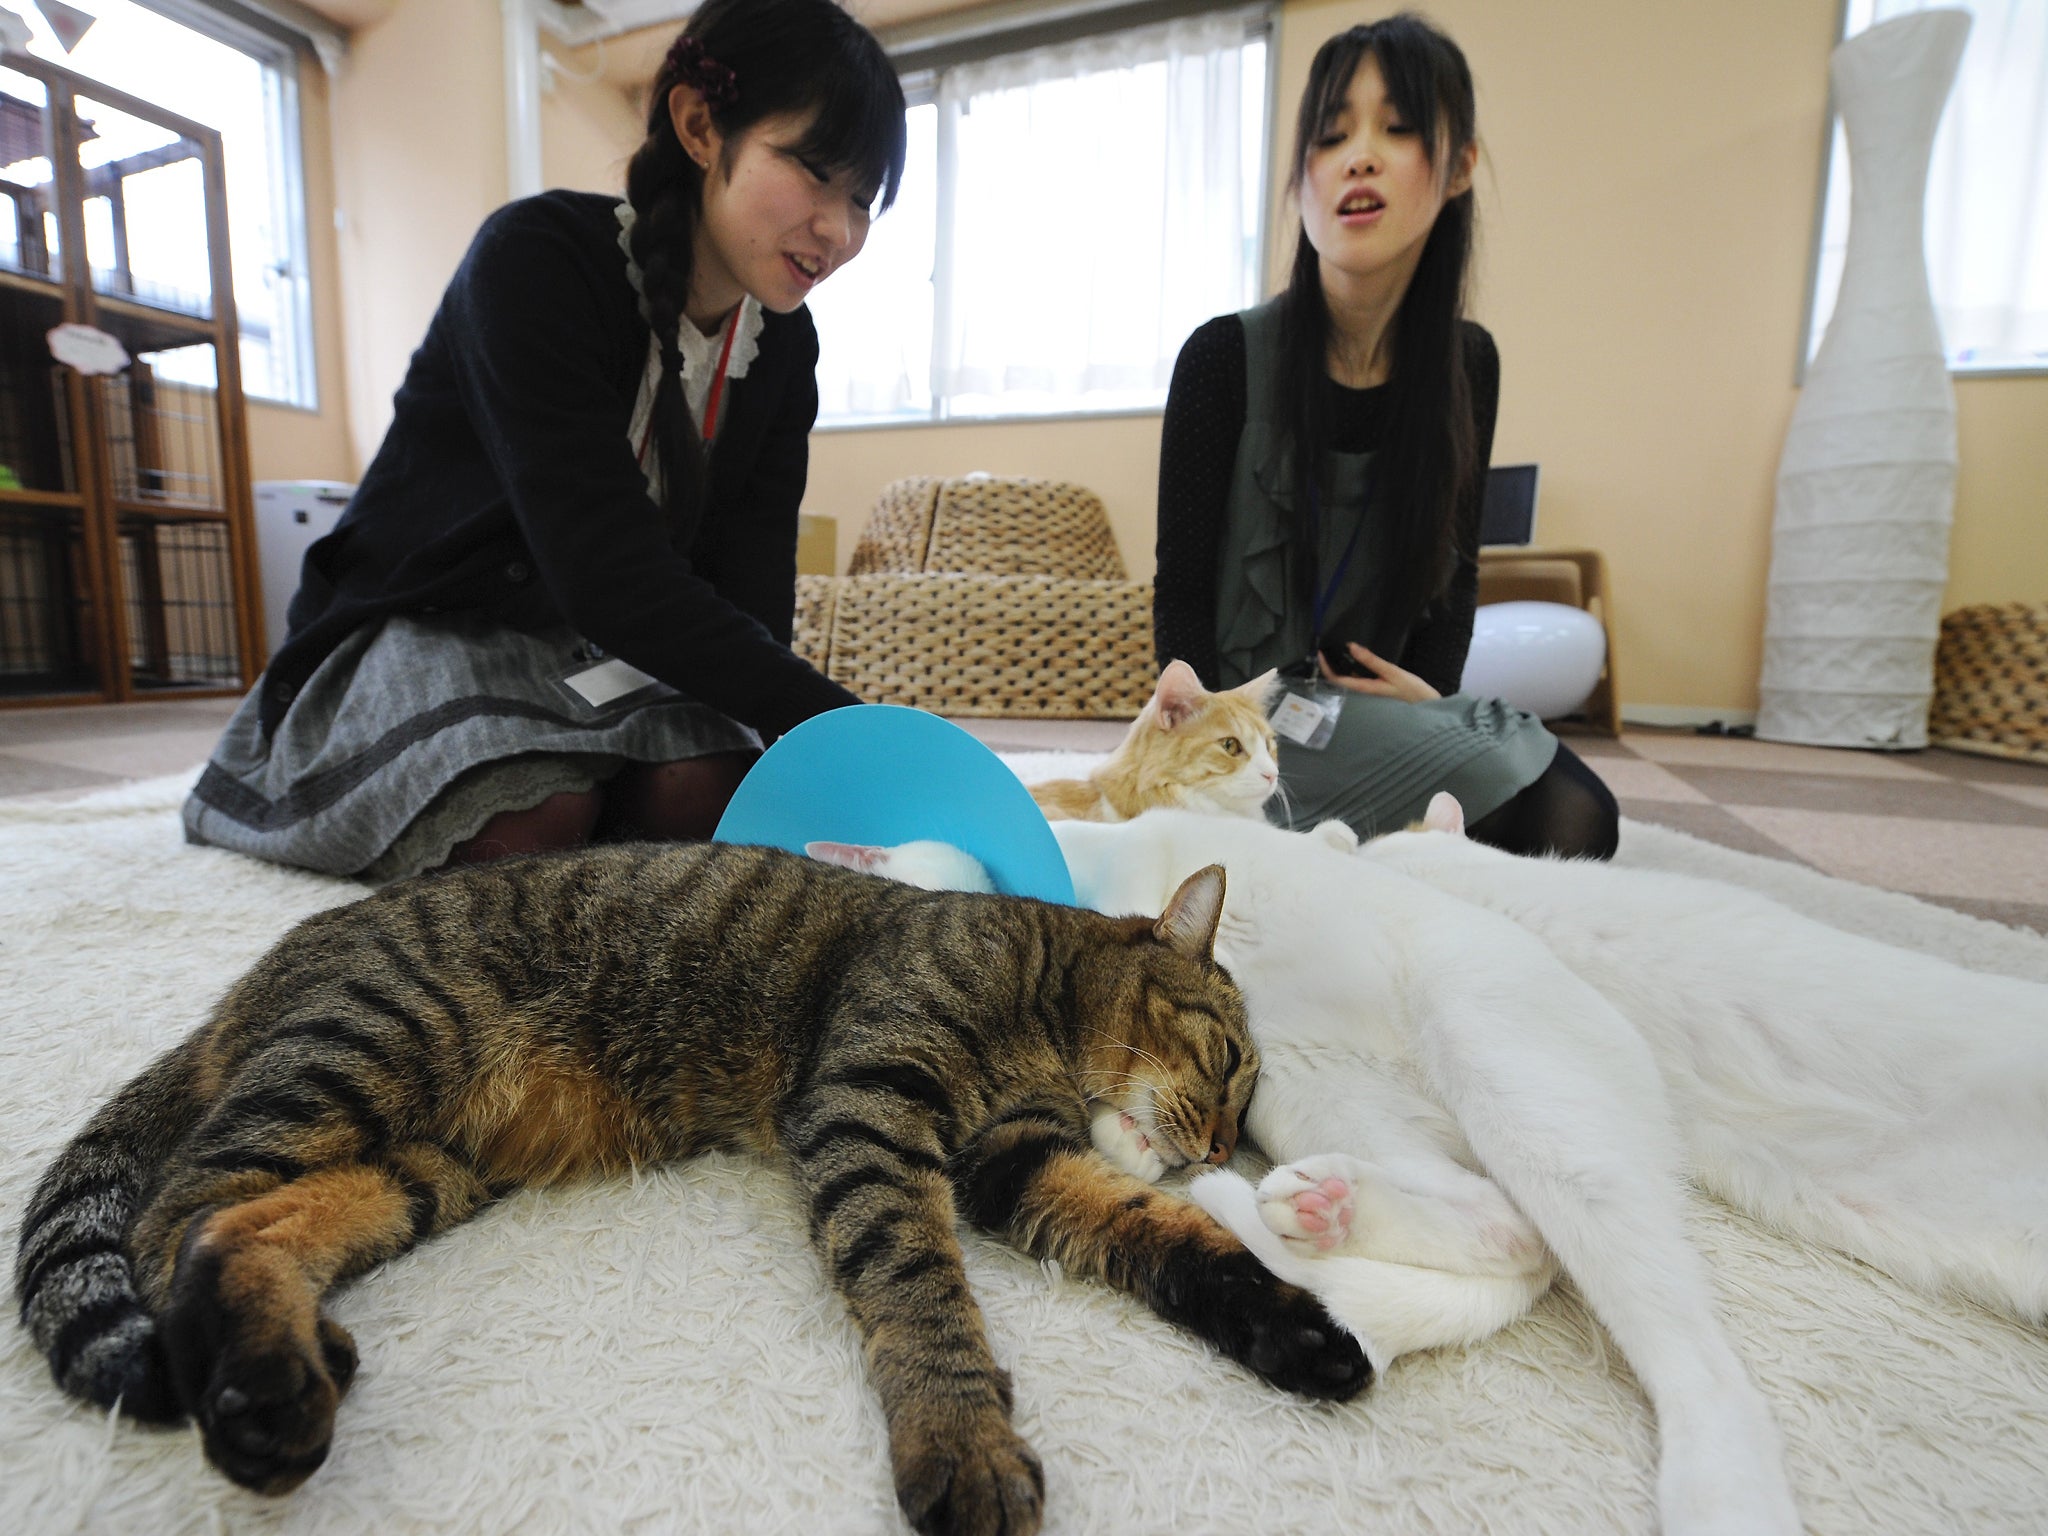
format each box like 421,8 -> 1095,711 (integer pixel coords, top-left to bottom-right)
116,0 -> 320,410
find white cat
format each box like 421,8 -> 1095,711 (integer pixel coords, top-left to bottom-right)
1359,792 -> 2048,1322
1055,809 -> 1813,1536
803,838 -> 997,893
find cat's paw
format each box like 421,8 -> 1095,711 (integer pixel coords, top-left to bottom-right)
1259,1154 -> 1550,1278
1311,819 -> 1360,853
1090,1107 -> 1166,1183
1190,1252 -> 1372,1400
159,1223 -> 349,1495
1258,1165 -> 1355,1253
892,1411 -> 1045,1536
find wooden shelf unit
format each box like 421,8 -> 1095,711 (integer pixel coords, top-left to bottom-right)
0,50 -> 260,707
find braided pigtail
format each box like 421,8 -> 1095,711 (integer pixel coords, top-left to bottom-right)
624,105 -> 708,536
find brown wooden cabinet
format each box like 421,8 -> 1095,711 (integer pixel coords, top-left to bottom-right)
0,49 -> 259,708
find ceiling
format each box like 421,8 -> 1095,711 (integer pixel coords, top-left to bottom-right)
286,0 -> 1004,92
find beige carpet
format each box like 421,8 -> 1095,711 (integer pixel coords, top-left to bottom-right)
3,767 -> 2046,1535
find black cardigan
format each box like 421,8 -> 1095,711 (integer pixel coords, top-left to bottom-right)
262,190 -> 859,739
1153,314 -> 1500,697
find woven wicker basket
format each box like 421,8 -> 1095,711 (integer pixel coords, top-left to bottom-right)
1928,602 -> 2048,764
798,473 -> 1156,716
824,574 -> 1153,718
845,476 -> 940,575
925,478 -> 1128,579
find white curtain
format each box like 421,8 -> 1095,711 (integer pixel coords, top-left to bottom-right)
1811,0 -> 2048,369
931,7 -> 1264,410
810,102 -> 940,418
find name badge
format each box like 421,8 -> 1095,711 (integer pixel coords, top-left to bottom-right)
560,655 -> 667,710
1271,685 -> 1342,750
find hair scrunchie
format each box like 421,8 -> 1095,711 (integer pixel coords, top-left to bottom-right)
667,34 -> 739,108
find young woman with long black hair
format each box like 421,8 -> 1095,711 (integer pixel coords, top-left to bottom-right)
1154,13 -> 1619,858
184,0 -> 905,880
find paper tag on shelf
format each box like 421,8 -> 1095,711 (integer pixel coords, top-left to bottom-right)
47,324 -> 130,376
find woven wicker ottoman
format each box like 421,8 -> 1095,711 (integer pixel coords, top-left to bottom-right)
1929,602 -> 2048,765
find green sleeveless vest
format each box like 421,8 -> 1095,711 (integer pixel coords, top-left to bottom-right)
1211,297 -> 1558,835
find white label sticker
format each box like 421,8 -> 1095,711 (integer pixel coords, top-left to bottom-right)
562,656 -> 661,708
1270,692 -> 1326,746
47,323 -> 130,375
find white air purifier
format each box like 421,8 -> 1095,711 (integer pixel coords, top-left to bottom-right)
252,480 -> 353,659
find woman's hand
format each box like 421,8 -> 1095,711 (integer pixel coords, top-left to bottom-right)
1318,642 -> 1442,703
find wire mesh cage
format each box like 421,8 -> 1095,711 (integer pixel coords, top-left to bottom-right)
102,348 -> 221,505
117,512 -> 238,686
0,500 -> 96,693
0,288 -> 77,494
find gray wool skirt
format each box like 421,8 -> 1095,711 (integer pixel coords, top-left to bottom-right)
1267,690 -> 1558,839
183,613 -> 760,883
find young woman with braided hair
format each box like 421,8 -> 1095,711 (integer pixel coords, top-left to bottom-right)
185,0 -> 905,880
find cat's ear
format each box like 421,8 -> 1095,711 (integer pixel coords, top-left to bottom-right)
1152,660 -> 1208,731
1153,864 -> 1226,960
1421,792 -> 1467,837
805,840 -> 885,871
1241,668 -> 1284,710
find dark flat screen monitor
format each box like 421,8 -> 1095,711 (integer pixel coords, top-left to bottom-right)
1480,463 -> 1540,547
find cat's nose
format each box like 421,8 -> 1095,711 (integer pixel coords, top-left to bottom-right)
1205,1120 -> 1235,1163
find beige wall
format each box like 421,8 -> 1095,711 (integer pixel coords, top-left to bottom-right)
255,0 -> 2048,717
328,0 -> 507,472
541,54 -> 642,197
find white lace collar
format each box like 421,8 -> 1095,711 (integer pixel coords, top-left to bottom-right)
616,199 -> 764,481
615,198 -> 764,431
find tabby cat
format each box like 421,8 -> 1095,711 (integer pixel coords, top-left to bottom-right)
1029,660 -> 1281,822
13,842 -> 1367,1535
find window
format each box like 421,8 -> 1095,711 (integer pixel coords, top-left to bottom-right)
1806,0 -> 2048,373
810,4 -> 1270,425
14,0 -> 316,406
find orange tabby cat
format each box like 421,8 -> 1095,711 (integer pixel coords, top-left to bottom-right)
1031,661 -> 1282,822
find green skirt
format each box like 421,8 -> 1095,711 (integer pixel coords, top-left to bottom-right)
1268,691 -> 1557,838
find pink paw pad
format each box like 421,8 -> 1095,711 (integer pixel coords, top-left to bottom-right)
1290,1177 -> 1353,1250
1119,1112 -> 1151,1152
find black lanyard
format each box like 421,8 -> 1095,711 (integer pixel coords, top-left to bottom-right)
1303,468 -> 1371,669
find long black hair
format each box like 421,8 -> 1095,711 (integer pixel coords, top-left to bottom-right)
1277,13 -> 1478,645
624,0 -> 907,528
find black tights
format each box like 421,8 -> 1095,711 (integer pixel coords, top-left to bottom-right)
440,751 -> 759,870
1464,740 -> 1619,861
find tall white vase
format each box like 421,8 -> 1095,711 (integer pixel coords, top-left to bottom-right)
1756,8 -> 1970,749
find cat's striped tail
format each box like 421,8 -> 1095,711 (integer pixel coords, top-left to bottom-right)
14,1040 -> 206,1422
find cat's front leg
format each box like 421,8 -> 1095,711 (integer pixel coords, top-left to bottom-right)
953,1098 -> 1370,1402
785,1093 -> 1043,1536
1258,1153 -> 1551,1279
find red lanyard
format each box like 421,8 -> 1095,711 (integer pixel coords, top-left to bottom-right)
635,309 -> 741,470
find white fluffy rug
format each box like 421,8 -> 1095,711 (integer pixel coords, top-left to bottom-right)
4,761 -> 2047,1536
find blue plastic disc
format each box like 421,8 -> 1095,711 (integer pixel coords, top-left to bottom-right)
713,704 -> 1075,904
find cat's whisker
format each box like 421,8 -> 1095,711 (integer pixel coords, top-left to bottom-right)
1086,1031 -> 1171,1077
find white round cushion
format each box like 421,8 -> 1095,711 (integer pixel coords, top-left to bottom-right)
1459,601 -> 1607,719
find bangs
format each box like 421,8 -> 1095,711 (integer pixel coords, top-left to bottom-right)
789,61 -> 910,212
1296,15 -> 1471,181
